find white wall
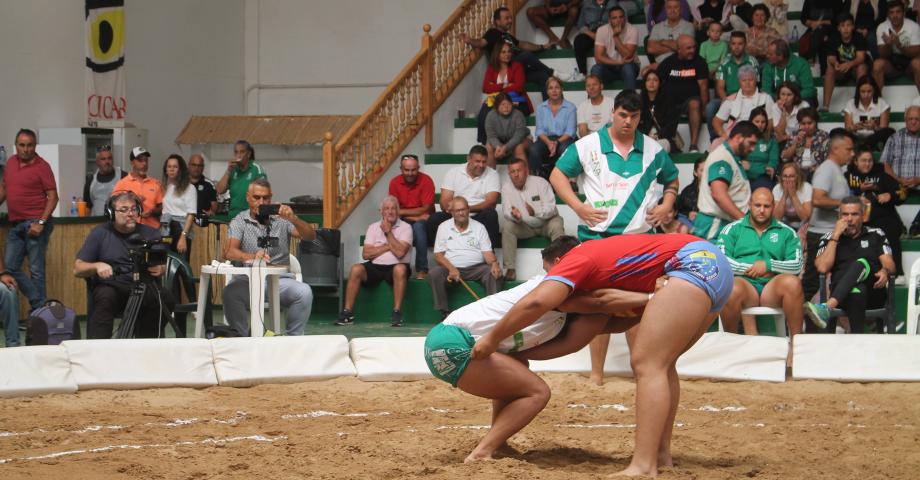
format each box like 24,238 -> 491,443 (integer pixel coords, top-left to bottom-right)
0,0 -> 244,176
244,0 -> 457,115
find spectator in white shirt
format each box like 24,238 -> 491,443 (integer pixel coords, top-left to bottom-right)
712,65 -> 780,139
160,154 -> 197,258
577,74 -> 617,138
427,145 -> 501,247
500,158 -> 566,280
843,75 -> 895,151
871,1 -> 920,94
428,196 -> 503,318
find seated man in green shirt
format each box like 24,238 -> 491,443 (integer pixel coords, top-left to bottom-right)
215,140 -> 268,218
761,39 -> 818,108
716,188 -> 805,338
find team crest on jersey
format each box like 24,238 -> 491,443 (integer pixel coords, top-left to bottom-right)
590,151 -> 602,177
760,144 -> 767,152
467,237 -> 480,249
769,232 -> 779,243
861,240 -> 869,248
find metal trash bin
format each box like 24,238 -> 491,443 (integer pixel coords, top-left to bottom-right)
298,229 -> 341,286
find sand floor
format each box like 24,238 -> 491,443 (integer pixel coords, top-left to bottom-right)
1,375 -> 918,479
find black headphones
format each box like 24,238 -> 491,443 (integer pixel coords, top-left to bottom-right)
105,191 -> 144,222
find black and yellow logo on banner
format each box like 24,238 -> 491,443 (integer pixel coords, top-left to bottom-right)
86,0 -> 125,73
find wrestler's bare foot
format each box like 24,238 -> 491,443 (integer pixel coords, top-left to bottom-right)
589,373 -> 604,386
610,464 -> 657,477
494,442 -> 520,457
463,450 -> 494,463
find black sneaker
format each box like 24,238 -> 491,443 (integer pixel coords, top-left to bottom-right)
335,309 -> 354,326
390,310 -> 403,327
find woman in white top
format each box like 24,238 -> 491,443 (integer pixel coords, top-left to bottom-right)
161,154 -> 197,257
843,75 -> 895,151
773,81 -> 809,144
772,162 -> 812,243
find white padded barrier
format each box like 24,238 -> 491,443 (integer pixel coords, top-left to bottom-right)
533,332 -> 787,382
792,334 -> 920,382
530,333 -> 633,375
677,332 -> 788,382
0,345 -> 77,397
63,339 -> 218,390
906,257 -> 920,335
211,335 -> 355,387
349,337 -> 431,381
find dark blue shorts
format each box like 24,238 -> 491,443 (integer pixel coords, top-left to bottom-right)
664,240 -> 733,313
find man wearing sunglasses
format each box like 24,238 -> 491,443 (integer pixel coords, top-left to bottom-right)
82,145 -> 126,216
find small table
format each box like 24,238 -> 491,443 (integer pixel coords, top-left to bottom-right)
194,264 -> 289,338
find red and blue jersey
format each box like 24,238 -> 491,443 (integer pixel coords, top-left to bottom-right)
546,234 -> 701,292
545,233 -> 734,312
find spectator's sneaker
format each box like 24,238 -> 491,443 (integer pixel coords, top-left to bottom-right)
910,222 -> 920,238
803,302 -> 829,329
555,70 -> 574,82
689,145 -> 700,153
569,69 -> 586,82
390,310 -> 403,327
335,309 -> 355,326
818,106 -> 829,113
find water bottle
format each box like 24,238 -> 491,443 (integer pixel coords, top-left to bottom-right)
70,196 -> 78,217
0,145 -> 6,167
790,25 -> 799,43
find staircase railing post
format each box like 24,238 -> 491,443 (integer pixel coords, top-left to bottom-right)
322,131 -> 337,228
422,24 -> 434,148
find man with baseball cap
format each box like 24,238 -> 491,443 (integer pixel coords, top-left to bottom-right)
112,147 -> 163,228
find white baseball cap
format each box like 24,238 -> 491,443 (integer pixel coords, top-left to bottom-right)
131,147 -> 150,159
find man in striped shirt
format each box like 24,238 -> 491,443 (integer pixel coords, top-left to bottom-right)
716,188 -> 805,337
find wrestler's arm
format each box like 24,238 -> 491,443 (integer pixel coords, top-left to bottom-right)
515,313 -> 610,360
471,280 -> 571,359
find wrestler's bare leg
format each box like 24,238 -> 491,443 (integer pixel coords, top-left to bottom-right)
457,352 -> 551,463
614,278 -> 716,477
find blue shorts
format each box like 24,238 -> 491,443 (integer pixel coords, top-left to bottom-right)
664,240 -> 733,313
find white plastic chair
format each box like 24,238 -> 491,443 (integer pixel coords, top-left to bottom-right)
289,254 -> 303,282
906,257 -> 920,335
718,307 -> 787,337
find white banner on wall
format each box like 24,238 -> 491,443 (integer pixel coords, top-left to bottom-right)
85,0 -> 126,127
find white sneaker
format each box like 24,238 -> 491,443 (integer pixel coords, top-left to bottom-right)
555,70 -> 574,82
569,69 -> 586,82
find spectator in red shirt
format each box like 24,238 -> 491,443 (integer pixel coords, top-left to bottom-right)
0,128 -> 59,310
388,154 -> 435,279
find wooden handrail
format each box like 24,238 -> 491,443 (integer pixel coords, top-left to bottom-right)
323,0 -> 521,228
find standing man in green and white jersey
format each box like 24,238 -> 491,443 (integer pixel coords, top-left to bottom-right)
693,121 -> 761,240
549,89 -> 680,385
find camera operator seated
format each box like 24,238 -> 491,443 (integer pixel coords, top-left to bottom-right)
223,179 -> 316,336
74,191 -> 174,339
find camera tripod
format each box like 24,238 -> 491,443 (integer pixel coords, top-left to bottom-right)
115,273 -> 182,339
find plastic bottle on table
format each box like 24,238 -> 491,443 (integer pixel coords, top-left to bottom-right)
70,196 -> 78,217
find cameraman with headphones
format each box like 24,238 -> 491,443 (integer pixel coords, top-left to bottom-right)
223,179 -> 315,336
74,191 -> 174,339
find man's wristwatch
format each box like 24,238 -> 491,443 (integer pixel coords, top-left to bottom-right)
36,219 -> 46,226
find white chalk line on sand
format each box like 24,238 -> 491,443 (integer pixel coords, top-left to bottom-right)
567,403 -> 630,412
281,410 -> 391,419
0,434 -> 287,465
0,411 -> 249,440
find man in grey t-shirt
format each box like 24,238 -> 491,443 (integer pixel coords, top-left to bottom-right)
803,131 -> 855,310
647,0 -> 694,63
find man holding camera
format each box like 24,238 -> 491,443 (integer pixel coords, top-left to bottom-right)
74,191 -> 174,339
223,179 -> 315,336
